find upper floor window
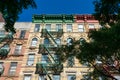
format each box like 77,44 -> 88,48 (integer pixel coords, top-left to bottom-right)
55,38 -> 61,45
78,24 -> 84,32
1,44 -> 9,51
31,38 -> 38,47
9,62 -> 17,75
44,38 -> 50,45
24,75 -> 31,80
27,54 -> 35,66
88,24 -> 95,29
67,38 -> 73,46
19,30 -> 26,39
0,62 -> 4,74
67,24 -> 72,32
0,30 -> 5,35
39,75 -> 46,80
34,24 -> 40,32
53,75 -> 60,80
56,24 -> 62,31
14,44 -> 22,55
41,54 -> 48,63
45,24 -> 51,31
67,75 -> 76,80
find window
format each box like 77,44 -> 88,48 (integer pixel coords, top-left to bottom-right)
34,24 -> 40,32
31,38 -> 38,47
24,75 -> 31,80
53,75 -> 60,80
67,24 -> 72,32
14,44 -> 22,55
88,24 -> 95,29
56,24 -> 62,31
44,38 -> 49,45
0,30 -> 5,36
45,24 -> 51,31
27,54 -> 35,66
67,56 -> 74,67
41,54 -> 48,63
78,24 -> 84,32
1,44 -> 9,51
67,38 -> 73,46
55,38 -> 61,45
0,62 -> 4,74
54,54 -> 59,62
19,30 -> 26,39
67,75 -> 76,80
9,62 -> 17,75
39,75 -> 46,80
79,38 -> 85,46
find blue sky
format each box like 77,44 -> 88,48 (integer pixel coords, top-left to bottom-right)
18,0 -> 95,21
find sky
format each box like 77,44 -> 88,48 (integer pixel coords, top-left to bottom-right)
18,0 -> 95,21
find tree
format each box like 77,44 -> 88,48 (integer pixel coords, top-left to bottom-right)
0,0 -> 36,33
93,0 -> 120,25
76,0 -> 120,79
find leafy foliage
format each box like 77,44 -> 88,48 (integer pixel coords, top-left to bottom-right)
93,0 -> 120,25
0,0 -> 36,33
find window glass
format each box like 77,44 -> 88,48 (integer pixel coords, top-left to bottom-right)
39,75 -> 46,80
41,54 -> 48,63
24,75 -> 31,80
67,38 -> 73,46
27,54 -> 35,66
44,38 -> 49,45
67,24 -> 72,32
53,75 -> 60,80
78,24 -> 84,32
56,24 -> 62,31
88,24 -> 95,29
0,62 -> 4,73
31,38 -> 38,46
34,24 -> 40,32
45,24 -> 51,31
55,38 -> 61,45
67,75 -> 76,80
9,62 -> 17,75
19,30 -> 26,39
14,44 -> 22,55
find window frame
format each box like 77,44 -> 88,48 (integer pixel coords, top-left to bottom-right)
67,24 -> 72,32
27,54 -> 35,66
19,30 -> 26,39
34,24 -> 40,32
31,38 -> 38,47
14,44 -> 22,55
78,24 -> 84,32
9,62 -> 17,75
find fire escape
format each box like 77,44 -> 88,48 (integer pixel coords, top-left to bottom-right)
0,31 -> 13,75
35,16 -> 64,80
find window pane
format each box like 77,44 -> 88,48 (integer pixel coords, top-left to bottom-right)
41,54 -> 48,63
31,38 -> 38,46
45,24 -> 51,31
55,38 -> 61,45
27,54 -> 35,66
34,24 -> 40,32
78,24 -> 84,32
67,38 -> 73,46
56,24 -> 62,31
14,44 -> 22,55
9,62 -> 17,75
19,30 -> 26,39
68,75 -> 76,80
39,75 -> 46,80
89,24 -> 95,29
24,75 -> 31,80
44,38 -> 49,44
67,24 -> 72,32
53,75 -> 60,80
0,62 -> 4,73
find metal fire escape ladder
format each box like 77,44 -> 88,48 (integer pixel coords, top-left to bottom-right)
45,29 -> 58,45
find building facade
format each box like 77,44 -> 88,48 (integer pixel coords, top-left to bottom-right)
0,14 -> 100,80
